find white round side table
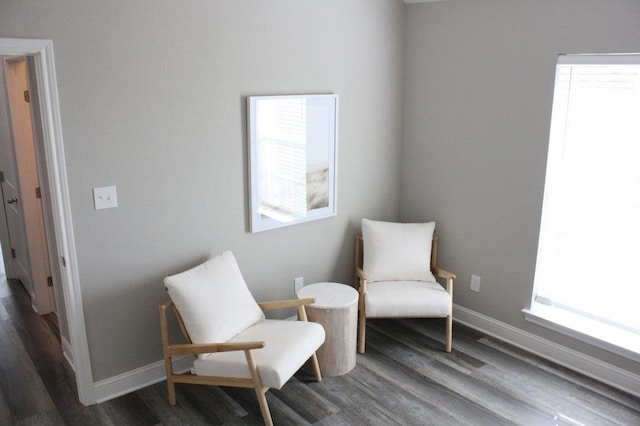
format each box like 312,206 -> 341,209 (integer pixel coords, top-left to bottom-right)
297,282 -> 358,376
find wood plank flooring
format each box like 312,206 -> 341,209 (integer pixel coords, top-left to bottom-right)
1,274 -> 639,425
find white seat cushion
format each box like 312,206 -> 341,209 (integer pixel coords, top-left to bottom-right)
193,319 -> 325,389
362,219 -> 436,283
365,281 -> 451,318
164,251 -> 265,351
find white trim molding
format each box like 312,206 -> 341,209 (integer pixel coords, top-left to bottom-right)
94,356 -> 193,404
62,335 -> 74,371
0,38 -> 95,404
454,304 -> 640,399
523,306 -> 640,363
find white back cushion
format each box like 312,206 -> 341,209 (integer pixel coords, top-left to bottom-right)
164,251 -> 265,344
362,219 -> 436,282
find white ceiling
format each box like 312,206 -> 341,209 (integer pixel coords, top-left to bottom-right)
403,0 -> 446,4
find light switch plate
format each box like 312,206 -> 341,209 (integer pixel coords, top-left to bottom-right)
93,186 -> 118,210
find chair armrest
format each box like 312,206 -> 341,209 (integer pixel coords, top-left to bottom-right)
354,267 -> 367,295
166,341 -> 265,356
433,267 -> 456,280
259,298 -> 316,322
433,267 -> 455,297
258,298 -> 315,311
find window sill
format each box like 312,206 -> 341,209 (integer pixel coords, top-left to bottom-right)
522,304 -> 640,363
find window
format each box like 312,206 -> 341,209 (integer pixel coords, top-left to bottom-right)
524,54 -> 640,361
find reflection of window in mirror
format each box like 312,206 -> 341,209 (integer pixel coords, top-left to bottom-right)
256,97 -> 309,220
248,94 -> 338,233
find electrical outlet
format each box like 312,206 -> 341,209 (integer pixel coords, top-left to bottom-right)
93,185 -> 118,210
470,274 -> 481,292
294,277 -> 304,294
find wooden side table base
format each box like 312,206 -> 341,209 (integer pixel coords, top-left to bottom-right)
298,282 -> 358,376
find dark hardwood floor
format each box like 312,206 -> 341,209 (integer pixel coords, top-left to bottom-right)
1,273 -> 639,425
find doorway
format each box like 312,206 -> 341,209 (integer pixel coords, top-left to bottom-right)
0,38 -> 94,405
1,56 -> 56,316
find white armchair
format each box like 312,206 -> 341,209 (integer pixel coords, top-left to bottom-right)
354,219 -> 456,353
160,251 -> 324,426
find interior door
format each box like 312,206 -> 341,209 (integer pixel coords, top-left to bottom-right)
0,63 -> 32,293
1,174 -> 32,286
2,57 -> 53,314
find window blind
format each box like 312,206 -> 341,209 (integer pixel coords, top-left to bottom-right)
532,54 -> 640,337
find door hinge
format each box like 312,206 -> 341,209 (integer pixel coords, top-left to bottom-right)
11,248 -> 16,258
61,256 -> 66,267
23,90 -> 30,103
35,187 -> 42,199
47,276 -> 53,287
0,170 -> 4,183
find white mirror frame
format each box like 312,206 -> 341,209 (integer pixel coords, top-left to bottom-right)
247,94 -> 338,233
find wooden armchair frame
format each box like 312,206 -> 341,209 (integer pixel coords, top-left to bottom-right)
354,234 -> 456,353
159,297 -> 322,426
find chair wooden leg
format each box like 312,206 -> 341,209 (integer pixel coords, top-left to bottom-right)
255,388 -> 273,426
445,314 -> 453,353
310,353 -> 322,382
358,308 -> 366,354
160,304 -> 178,405
245,349 -> 273,425
167,376 -> 176,405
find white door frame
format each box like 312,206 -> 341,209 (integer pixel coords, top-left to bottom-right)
0,38 -> 95,405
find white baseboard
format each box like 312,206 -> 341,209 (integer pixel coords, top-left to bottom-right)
61,336 -> 74,372
93,356 -> 192,404
453,304 -> 640,399
92,306 -> 640,404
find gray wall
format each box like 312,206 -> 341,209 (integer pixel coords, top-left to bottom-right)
0,0 -> 405,381
402,0 -> 640,373
3,0 -> 637,386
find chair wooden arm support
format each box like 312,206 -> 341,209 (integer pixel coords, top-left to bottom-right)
165,341 -> 265,356
355,278 -> 366,294
258,298 -> 315,311
432,267 -> 455,296
258,298 -> 315,322
355,268 -> 368,295
433,267 -> 456,280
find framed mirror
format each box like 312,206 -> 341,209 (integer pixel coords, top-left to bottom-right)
247,94 -> 338,233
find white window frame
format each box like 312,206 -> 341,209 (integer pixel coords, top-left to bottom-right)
523,53 -> 640,363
